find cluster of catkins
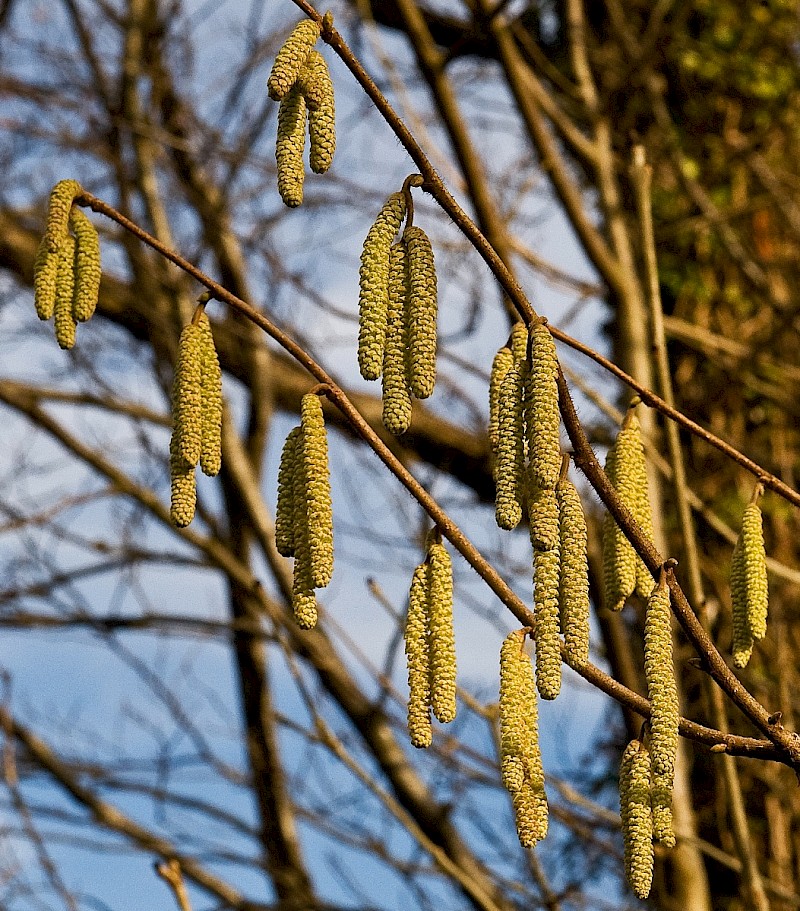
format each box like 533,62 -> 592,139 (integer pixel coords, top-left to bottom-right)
33,179 -> 101,349
268,16 -> 335,207
403,531 -> 457,748
358,189 -> 438,435
169,312 -> 223,527
730,486 -> 769,668
489,322 -> 590,704
276,393 -> 334,630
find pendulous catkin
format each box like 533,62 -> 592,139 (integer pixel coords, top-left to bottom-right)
267,18 -> 320,101
499,630 -> 548,846
53,235 -> 77,350
528,483 -> 559,552
533,546 -> 561,700
556,475 -> 590,667
33,238 -> 60,321
730,534 -> 753,668
405,564 -> 432,748
172,322 -> 204,468
619,739 -> 654,900
169,433 -> 196,528
276,85 -> 307,208
643,576 -> 678,847
382,243 -> 413,435
627,414 -> 656,600
275,427 -> 301,558
495,363 -> 527,530
525,323 -> 561,491
291,434 -> 318,630
427,541 -> 456,724
510,321 -> 528,363
358,192 -> 406,381
42,179 -> 82,253
69,207 -> 101,323
731,495 -> 768,668
301,51 -> 336,174
300,393 -> 334,589
403,225 -> 437,400
198,314 -> 223,478
489,345 -> 515,453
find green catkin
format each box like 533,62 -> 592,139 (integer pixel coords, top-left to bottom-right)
169,433 -> 197,528
53,235 -> 77,350
526,323 -> 561,491
358,192 -> 406,381
267,18 -> 320,101
382,243 -> 413,435
303,52 -> 336,174
556,476 -> 590,667
602,440 -> 637,612
197,314 -> 223,477
69,207 -> 101,322
739,500 -> 769,642
510,321 -> 528,363
533,546 -> 561,700
172,323 -> 204,468
291,429 -> 318,629
405,564 -> 432,748
644,578 -> 678,847
499,630 -> 548,846
275,427 -> 301,558
620,740 -> 654,900
730,535 -> 754,668
33,238 -> 60,320
403,225 -> 437,400
427,541 -> 457,724
276,85 -> 307,208
495,363 -> 526,530
488,346 -> 515,454
528,483 -> 559,551
42,179 -> 82,253
300,393 -> 334,589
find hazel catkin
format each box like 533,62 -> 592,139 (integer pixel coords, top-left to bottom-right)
169,433 -> 197,528
489,346 -> 515,454
403,225 -> 437,400
602,438 -> 637,612
528,483 -> 559,552
510,321 -> 528,364
53,235 -> 77,350
358,192 -> 406,381
526,323 -> 561,491
172,322 -> 204,468
495,363 -> 526,530
275,426 -> 301,558
276,85 -> 307,208
69,207 -> 101,323
267,18 -> 320,101
533,545 -> 561,700
619,739 -> 654,900
300,393 -> 334,589
427,541 -> 456,724
405,564 -> 432,748
42,179 -> 82,253
740,500 -> 768,641
556,475 -> 590,667
198,313 -> 223,478
290,430 -> 318,630
301,51 -> 336,174
33,238 -> 60,321
382,243 -> 413,435
730,534 -> 753,668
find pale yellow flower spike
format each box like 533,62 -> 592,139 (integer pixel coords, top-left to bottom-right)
300,393 -> 334,589
275,426 -> 301,558
730,534 -> 753,668
528,483 -> 559,552
741,497 -> 769,641
33,238 -> 60,321
625,413 -> 656,600
197,313 -> 223,478
358,192 -> 406,381
69,207 -> 101,323
619,740 -> 654,900
267,18 -> 321,101
53,236 -> 77,350
291,427 -> 318,630
403,225 -> 437,400
169,433 -> 197,528
488,346 -> 515,454
427,541 -> 456,724
510,321 -> 527,364
172,323 -> 204,468
405,563 -> 432,748
533,546 -> 561,700
382,243 -> 413,436
303,52 -> 336,175
494,363 -> 526,530
556,474 -> 590,667
526,323 -> 561,491
296,49 -> 329,111
602,437 -> 637,612
43,179 -> 82,253
276,85 -> 307,208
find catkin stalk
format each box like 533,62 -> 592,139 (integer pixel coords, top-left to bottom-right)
403,225 -> 437,399
495,363 -> 526,530
267,18 -> 321,101
382,243 -> 413,435
276,86 -> 307,208
556,475 -> 590,667
533,546 -> 561,700
526,323 -> 561,490
405,564 -> 432,748
276,427 -> 301,558
198,313 -> 223,478
300,393 -> 334,589
427,541 -> 456,724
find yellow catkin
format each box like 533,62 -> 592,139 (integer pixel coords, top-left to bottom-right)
556,476 -> 590,667
495,363 -> 526,530
488,346 -> 515,454
172,323 -> 204,468
533,546 -> 561,700
358,192 -> 406,381
42,179 -> 82,253
291,428 -> 318,629
730,535 -> 753,668
739,501 -> 769,642
267,18 -> 320,101
403,225 -> 437,400
300,393 -> 334,589
69,207 -> 101,322
296,49 -> 329,110
643,578 -> 678,847
427,541 -> 456,724
619,740 -> 654,900
53,235 -> 77,350
652,780 -> 676,849
276,85 -> 307,208
382,243 -> 413,435
169,433 -> 197,528
405,563 -> 432,748
302,52 -> 336,175
602,441 -> 637,612
275,426 -> 301,558
528,483 -> 559,551
33,238 -> 60,321
197,314 -> 223,478
510,321 -> 528,363
624,414 -> 656,600
526,323 -> 561,491
499,630 -> 548,846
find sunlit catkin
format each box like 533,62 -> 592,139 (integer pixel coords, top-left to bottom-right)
197,314 -> 222,478
626,414 -> 656,600
296,49 -> 329,110
619,740 -> 654,900
302,52 -> 336,174
405,564 -> 432,748
69,207 -> 101,322
495,363 -> 526,530
169,433 -> 196,528
528,483 -> 559,552
300,393 -> 334,589
739,499 -> 769,642
730,536 -> 753,668
489,346 -> 515,454
276,427 -> 301,558
602,441 -> 637,612
276,85 -> 307,208
43,179 -> 82,253
172,322 -> 204,468
53,235 -> 77,350
33,238 -> 59,321
267,18 -> 320,101
403,225 -> 437,400
526,323 -> 561,490
382,243 -> 413,435
358,192 -> 406,381
427,541 -> 456,724
533,546 -> 561,700
556,476 -> 590,667
510,321 -> 528,363
291,433 -> 318,629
